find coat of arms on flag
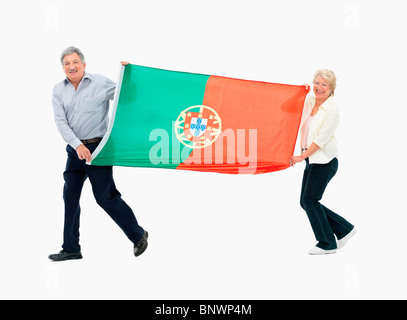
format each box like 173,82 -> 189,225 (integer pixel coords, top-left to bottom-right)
174,105 -> 222,149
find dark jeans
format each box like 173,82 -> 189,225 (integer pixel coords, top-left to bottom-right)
62,142 -> 144,253
300,158 -> 353,250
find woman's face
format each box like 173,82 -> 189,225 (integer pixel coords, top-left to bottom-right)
313,75 -> 332,101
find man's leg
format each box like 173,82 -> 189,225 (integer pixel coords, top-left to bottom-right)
62,145 -> 87,253
86,164 -> 145,244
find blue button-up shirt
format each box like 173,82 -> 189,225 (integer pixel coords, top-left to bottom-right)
52,72 -> 116,149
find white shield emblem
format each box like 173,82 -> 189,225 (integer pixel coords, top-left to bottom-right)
190,117 -> 208,137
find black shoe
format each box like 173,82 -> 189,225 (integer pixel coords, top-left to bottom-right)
134,231 -> 149,257
48,250 -> 83,262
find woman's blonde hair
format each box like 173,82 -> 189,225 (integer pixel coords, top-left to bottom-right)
313,69 -> 336,96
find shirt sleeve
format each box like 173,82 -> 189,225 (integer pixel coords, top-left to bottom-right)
52,85 -> 82,149
105,77 -> 116,101
313,106 -> 340,149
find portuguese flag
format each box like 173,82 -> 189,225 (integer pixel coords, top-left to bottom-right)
91,64 -> 309,174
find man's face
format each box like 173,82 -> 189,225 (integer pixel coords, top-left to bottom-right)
63,53 -> 86,84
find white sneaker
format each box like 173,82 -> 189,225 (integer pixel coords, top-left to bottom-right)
337,228 -> 356,250
308,246 -> 337,255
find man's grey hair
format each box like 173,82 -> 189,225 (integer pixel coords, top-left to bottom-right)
60,46 -> 85,65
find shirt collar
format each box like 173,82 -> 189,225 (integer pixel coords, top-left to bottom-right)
319,96 -> 335,111
64,71 -> 91,85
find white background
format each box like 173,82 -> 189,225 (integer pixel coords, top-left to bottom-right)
0,0 -> 406,300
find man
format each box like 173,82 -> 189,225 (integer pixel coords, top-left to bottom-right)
49,46 -> 148,261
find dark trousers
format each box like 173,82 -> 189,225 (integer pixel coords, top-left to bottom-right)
62,142 -> 144,253
300,158 -> 353,250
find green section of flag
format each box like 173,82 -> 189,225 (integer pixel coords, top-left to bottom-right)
91,64 -> 210,168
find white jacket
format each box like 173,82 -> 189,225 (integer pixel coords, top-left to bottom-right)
299,95 -> 339,164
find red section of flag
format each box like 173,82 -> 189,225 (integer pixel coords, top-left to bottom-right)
176,75 -> 308,174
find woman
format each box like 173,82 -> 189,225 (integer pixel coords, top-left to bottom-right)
290,69 -> 356,255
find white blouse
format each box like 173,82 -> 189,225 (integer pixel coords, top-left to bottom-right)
299,96 -> 340,164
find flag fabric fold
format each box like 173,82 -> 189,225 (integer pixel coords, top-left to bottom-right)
91,64 -> 308,174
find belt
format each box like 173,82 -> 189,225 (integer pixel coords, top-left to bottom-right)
81,137 -> 102,145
